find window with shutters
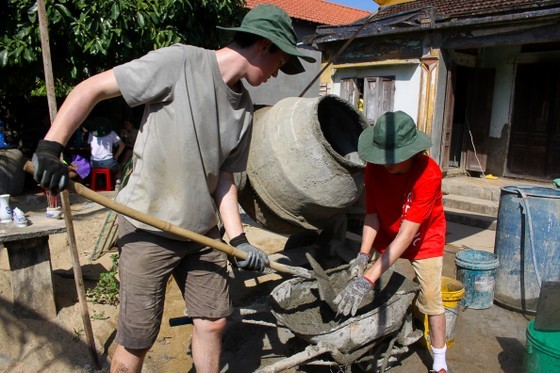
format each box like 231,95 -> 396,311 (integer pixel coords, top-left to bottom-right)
363,76 -> 395,125
340,78 -> 362,109
340,77 -> 395,125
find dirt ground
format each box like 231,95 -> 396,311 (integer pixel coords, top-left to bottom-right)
0,190 -> 532,373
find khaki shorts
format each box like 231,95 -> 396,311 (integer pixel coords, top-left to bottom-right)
411,256 -> 445,315
116,216 -> 233,350
370,252 -> 444,315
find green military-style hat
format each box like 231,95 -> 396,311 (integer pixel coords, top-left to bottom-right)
358,111 -> 432,165
217,4 -> 316,75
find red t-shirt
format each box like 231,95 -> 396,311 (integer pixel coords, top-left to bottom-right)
365,154 -> 446,260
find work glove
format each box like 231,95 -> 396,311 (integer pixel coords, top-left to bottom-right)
32,139 -> 68,193
349,252 -> 370,278
229,233 -> 269,272
333,276 -> 374,317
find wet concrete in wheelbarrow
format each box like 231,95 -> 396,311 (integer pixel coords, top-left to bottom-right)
269,267 -> 416,337
223,263 -> 419,373
219,239 -> 531,373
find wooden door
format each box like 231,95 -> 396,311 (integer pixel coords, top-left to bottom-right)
440,67 -> 456,172
463,68 -> 495,172
507,63 -> 560,179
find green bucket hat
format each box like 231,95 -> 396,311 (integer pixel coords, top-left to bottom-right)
217,4 -> 316,75
358,111 -> 432,165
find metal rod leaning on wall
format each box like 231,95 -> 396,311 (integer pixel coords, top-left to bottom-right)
298,13 -> 376,98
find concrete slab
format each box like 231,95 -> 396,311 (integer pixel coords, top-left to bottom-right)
446,221 -> 496,253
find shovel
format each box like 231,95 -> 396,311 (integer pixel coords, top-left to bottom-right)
24,162 -> 312,279
305,252 -> 338,312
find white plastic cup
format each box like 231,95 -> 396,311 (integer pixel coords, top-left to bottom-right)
46,206 -> 62,219
1,194 -> 12,223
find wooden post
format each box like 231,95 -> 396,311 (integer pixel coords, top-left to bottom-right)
36,1 -> 100,368
37,0 -> 57,122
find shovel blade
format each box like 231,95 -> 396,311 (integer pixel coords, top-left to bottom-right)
305,253 -> 338,312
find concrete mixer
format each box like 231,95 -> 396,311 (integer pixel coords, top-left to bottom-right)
237,94 -> 367,249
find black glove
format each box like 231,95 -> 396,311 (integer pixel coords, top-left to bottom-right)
230,233 -> 269,272
32,139 -> 68,193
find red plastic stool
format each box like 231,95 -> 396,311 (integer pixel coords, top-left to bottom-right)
90,168 -> 113,191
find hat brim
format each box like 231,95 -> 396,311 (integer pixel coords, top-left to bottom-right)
217,25 -> 316,75
358,126 -> 433,165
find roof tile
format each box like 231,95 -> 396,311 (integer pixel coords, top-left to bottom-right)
246,0 -> 372,25
373,0 -> 560,21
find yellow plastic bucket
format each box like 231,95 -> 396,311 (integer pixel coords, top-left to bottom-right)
416,276 -> 465,349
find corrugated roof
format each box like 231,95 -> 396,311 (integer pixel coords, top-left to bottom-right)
311,0 -> 560,42
245,0 -> 372,26
372,0 -> 560,21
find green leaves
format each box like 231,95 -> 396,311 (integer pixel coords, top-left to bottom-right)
86,254 -> 120,305
0,0 -> 246,95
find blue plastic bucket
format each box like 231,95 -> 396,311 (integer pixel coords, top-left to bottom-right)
523,320 -> 560,372
494,186 -> 560,314
455,248 -> 499,309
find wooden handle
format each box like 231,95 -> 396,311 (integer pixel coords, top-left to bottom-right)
25,161 -> 311,279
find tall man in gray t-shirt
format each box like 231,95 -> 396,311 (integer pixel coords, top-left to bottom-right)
32,5 -> 315,372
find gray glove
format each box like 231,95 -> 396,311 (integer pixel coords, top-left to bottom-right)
333,276 -> 374,316
349,252 -> 370,278
230,233 -> 269,272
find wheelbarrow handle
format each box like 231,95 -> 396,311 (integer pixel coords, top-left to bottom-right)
24,161 -> 311,279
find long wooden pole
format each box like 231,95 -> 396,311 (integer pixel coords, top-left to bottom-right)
37,1 -> 100,368
37,0 -> 57,123
60,191 -> 100,368
24,162 -> 312,279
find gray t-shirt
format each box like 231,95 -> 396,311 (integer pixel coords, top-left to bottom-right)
113,44 -> 253,237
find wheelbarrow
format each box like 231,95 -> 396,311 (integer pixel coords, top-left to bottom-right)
256,264 -> 422,373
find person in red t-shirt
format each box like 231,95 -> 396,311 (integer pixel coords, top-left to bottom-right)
334,111 -> 448,373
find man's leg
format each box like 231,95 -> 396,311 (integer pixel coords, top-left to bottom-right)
175,235 -> 232,373
428,313 -> 447,372
428,313 -> 446,348
115,217 -> 182,373
110,345 -> 149,373
191,318 -> 227,373
411,257 -> 447,372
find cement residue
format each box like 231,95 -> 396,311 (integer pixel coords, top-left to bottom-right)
270,268 -> 419,337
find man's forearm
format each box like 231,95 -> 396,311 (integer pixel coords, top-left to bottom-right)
45,70 -> 121,145
214,171 -> 244,239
